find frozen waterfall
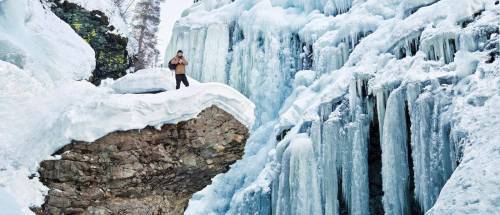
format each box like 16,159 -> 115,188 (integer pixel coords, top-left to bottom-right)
170,0 -> 499,214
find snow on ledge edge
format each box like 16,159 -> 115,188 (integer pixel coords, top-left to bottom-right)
64,82 -> 255,143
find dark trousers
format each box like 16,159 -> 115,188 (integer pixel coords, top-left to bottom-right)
175,74 -> 189,89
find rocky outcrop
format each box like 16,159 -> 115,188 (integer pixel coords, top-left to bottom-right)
35,106 -> 249,215
48,0 -> 130,85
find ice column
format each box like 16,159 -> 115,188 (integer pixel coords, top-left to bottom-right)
341,77 -> 372,214
322,119 -> 341,215
275,134 -> 323,215
381,87 -> 411,215
410,90 -> 455,212
350,115 -> 369,215
228,188 -> 272,215
201,24 -> 230,82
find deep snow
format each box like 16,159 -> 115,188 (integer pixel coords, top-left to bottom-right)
0,1 -> 254,212
0,62 -> 254,213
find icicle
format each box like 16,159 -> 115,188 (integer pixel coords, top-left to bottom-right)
410,92 -> 433,211
410,89 -> 456,212
390,31 -> 422,59
169,23 -> 305,125
381,87 -> 411,215
311,120 -> 323,159
330,0 -> 353,16
310,119 -> 325,212
322,118 -> 342,215
350,115 -> 370,215
227,30 -> 306,125
276,0 -> 352,16
228,189 -> 272,215
342,122 -> 354,212
313,31 -> 372,74
275,134 -> 323,215
343,78 -> 372,214
375,86 -> 393,144
421,32 -> 458,64
201,24 -> 230,82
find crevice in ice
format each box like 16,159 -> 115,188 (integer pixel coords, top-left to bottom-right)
367,97 -> 384,215
328,0 -> 353,17
485,50 -> 498,64
405,102 -> 423,215
299,121 -> 312,133
457,9 -> 485,28
257,32 -> 265,51
290,33 -> 313,71
337,176 -> 349,215
389,31 -> 422,60
302,42 -> 314,70
276,128 -> 292,142
421,32 -> 458,64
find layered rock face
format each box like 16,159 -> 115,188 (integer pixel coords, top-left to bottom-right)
36,106 -> 249,215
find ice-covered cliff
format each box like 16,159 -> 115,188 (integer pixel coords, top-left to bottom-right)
166,0 -> 500,214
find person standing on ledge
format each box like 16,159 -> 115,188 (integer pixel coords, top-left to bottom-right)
169,50 -> 190,89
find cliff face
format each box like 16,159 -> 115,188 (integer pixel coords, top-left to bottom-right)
35,106 -> 249,215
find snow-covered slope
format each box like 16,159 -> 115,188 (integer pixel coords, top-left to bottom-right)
0,0 -> 255,212
166,0 -> 500,214
0,64 -> 254,213
0,0 -> 95,86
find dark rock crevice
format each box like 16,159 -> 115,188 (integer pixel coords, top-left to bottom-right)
35,106 -> 249,215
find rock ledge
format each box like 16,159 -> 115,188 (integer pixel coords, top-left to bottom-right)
36,106 -> 249,215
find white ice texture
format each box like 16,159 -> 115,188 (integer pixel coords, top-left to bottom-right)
0,0 -> 254,212
170,0 -> 500,214
0,0 -> 499,213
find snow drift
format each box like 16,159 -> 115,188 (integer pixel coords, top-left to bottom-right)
0,0 -> 254,212
0,63 -> 254,213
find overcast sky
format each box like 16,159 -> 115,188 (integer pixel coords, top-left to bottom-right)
158,0 -> 194,62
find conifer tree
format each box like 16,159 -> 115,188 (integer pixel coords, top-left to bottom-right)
131,0 -> 162,71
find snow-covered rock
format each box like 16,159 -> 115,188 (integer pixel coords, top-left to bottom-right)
0,61 -> 254,213
37,105 -> 250,214
110,68 -> 199,94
